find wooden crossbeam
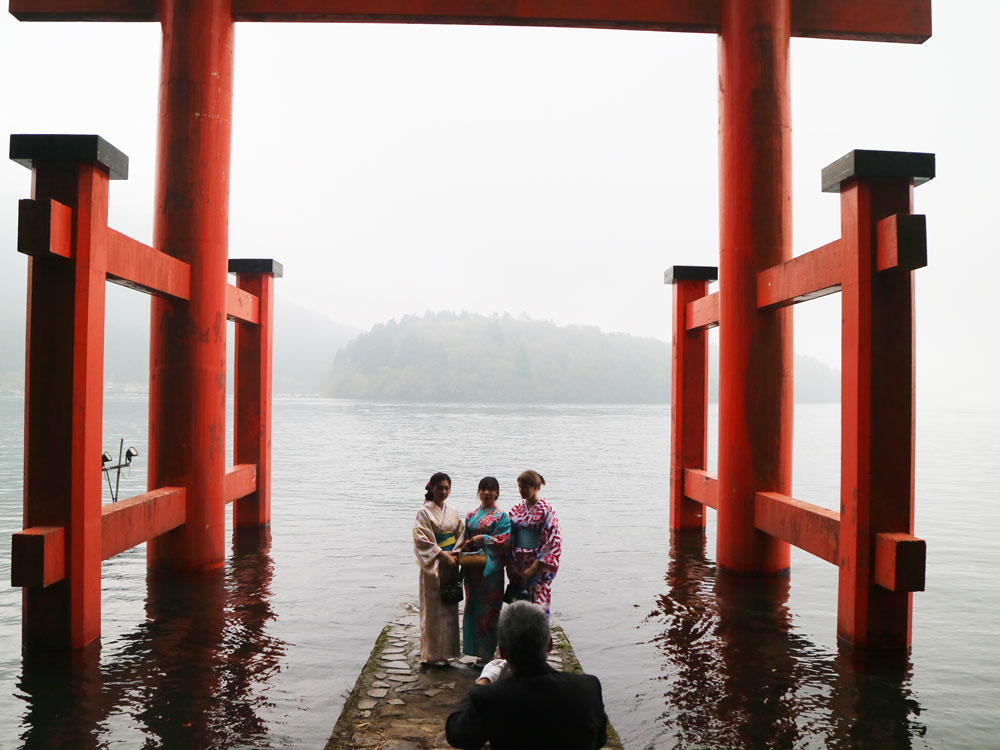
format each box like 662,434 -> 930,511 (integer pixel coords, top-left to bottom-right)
9,0 -> 932,42
230,0 -> 718,30
10,526 -> 65,588
11,487 -> 186,588
224,463 -> 258,504
17,199 -> 72,258
8,0 -> 157,21
686,291 -> 719,332
757,239 -> 843,310
101,487 -> 186,560
227,284 -> 260,324
790,0 -> 931,43
876,213 -> 928,272
754,491 -> 840,565
874,532 -> 926,592
106,229 -> 191,300
682,469 -> 718,510
17,198 -> 193,300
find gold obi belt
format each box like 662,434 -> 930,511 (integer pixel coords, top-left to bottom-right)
435,531 -> 457,551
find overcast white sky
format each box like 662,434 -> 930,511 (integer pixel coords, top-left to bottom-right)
0,2 -> 997,408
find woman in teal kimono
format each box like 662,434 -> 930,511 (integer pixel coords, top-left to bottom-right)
460,476 -> 511,666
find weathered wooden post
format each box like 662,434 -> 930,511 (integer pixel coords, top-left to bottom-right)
716,0 -> 794,576
232,259 -> 282,529
826,150 -> 932,649
146,0 -> 236,573
10,134 -> 125,648
666,266 -> 717,532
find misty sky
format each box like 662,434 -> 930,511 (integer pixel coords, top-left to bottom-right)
0,2 -> 997,408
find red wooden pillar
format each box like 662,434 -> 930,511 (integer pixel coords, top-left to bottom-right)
147,0 -> 235,572
666,265 -> 717,532
230,259 -> 282,528
11,134 -> 128,649
826,150 -> 934,650
716,0 -> 793,573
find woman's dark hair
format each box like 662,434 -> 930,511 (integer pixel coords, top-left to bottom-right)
425,472 -> 451,502
478,476 -> 500,495
517,469 -> 545,488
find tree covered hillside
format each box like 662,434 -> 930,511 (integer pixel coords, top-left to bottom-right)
325,312 -> 669,403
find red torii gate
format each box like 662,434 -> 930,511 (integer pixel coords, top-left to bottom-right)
8,0 -> 932,651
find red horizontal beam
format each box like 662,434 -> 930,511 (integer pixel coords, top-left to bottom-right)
9,0 -> 157,21
231,0 -> 718,30
106,229 -> 191,300
754,491 -> 840,565
14,487 -> 193,586
224,463 -> 258,504
686,291 -> 719,332
10,0 -> 932,42
17,198 -> 72,258
791,0 -> 931,43
682,469 -> 718,510
876,213 -> 927,272
757,239 -> 843,310
16,199 -> 193,300
874,532 -> 926,592
10,526 -> 65,588
101,487 -> 186,560
227,284 -> 260,324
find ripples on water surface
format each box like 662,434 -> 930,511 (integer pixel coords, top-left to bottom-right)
0,395 -> 997,748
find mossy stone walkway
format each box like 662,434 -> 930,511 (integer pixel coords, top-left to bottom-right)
325,602 -> 622,750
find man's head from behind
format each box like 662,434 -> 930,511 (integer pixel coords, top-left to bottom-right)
497,601 -> 550,671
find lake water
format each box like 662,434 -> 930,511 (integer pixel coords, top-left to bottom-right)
0,394 -> 997,748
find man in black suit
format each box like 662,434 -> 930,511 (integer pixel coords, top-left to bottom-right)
445,600 -> 608,750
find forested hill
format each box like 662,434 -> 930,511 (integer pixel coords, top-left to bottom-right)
324,312 -> 840,403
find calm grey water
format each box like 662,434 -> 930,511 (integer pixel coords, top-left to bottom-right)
0,394 -> 997,749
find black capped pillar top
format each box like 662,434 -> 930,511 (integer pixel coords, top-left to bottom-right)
229,258 -> 284,278
664,265 -> 718,285
9,134 -> 129,180
821,149 -> 935,194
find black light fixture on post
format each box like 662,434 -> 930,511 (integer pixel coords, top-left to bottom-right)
101,439 -> 139,503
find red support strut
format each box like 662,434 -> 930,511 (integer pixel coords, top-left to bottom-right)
231,259 -> 282,529
666,265 -> 717,533
826,150 -> 934,650
11,135 -> 128,649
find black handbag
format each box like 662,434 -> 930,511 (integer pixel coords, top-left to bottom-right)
440,569 -> 464,605
502,581 -> 531,604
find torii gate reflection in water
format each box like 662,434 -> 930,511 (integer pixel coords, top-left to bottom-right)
8,0 -> 932,652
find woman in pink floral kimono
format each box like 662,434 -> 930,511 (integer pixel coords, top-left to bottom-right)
506,470 -> 562,619
413,472 -> 466,665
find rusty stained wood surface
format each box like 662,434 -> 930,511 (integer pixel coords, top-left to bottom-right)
11,0 -> 931,43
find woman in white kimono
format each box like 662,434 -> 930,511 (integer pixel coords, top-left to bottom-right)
413,472 -> 466,665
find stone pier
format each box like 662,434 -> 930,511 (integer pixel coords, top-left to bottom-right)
325,602 -> 622,750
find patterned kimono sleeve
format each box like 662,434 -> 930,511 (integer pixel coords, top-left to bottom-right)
483,512 -> 510,565
413,506 -> 442,575
536,504 -> 562,573
484,512 -> 511,555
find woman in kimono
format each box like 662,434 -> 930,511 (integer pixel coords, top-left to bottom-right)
507,469 -> 562,619
460,476 -> 511,666
413,472 -> 465,665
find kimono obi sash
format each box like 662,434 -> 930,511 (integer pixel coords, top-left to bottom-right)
513,526 -> 541,550
435,531 -> 457,551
